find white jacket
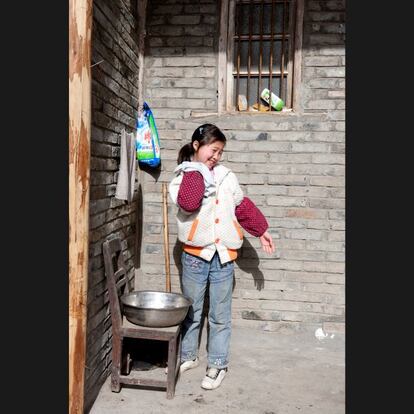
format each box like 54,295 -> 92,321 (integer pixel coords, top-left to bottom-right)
169,164 -> 244,264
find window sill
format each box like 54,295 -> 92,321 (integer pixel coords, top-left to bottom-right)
188,109 -> 328,122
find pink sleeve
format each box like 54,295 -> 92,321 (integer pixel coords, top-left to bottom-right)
235,197 -> 268,237
177,171 -> 205,212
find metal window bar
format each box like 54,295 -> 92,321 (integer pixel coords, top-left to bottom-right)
257,0 -> 264,110
235,2 -> 242,108
280,0 -> 287,101
268,0 -> 275,103
234,0 -> 294,112
236,34 -> 290,40
286,0 -> 295,107
246,0 -> 253,107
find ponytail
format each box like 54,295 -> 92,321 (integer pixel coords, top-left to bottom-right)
177,142 -> 194,164
177,123 -> 226,165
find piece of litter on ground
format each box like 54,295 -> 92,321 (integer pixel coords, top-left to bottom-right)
315,327 -> 328,340
330,334 -> 335,338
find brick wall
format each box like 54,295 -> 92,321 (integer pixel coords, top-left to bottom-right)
144,0 -> 218,119
137,0 -> 345,334
84,0 -> 140,411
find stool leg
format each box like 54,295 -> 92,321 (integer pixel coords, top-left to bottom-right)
111,337 -> 122,392
166,336 -> 178,399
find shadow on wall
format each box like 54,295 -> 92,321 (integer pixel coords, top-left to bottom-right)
138,162 -> 162,182
236,238 -> 265,291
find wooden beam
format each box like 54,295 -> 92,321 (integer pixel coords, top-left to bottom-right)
69,0 -> 93,413
226,0 -> 236,111
292,0 -> 304,111
218,0 -> 230,114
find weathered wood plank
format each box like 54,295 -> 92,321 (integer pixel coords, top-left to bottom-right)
218,0 -> 230,114
292,0 -> 304,110
69,0 -> 93,413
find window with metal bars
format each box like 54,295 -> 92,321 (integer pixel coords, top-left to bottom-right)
218,0 -> 303,113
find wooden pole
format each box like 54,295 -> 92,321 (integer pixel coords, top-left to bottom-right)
162,183 -> 171,292
69,0 -> 93,413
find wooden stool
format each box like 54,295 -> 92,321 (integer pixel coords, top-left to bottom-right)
103,238 -> 181,399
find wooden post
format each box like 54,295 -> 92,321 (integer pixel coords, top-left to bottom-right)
218,0 -> 230,114
69,0 -> 93,413
292,0 -> 304,111
162,183 -> 171,292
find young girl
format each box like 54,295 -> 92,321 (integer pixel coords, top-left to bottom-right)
169,123 -> 275,390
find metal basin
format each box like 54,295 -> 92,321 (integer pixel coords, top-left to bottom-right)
121,290 -> 193,328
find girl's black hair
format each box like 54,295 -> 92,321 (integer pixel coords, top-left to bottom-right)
177,123 -> 226,164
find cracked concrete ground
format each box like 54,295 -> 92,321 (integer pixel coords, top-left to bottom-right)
89,324 -> 345,414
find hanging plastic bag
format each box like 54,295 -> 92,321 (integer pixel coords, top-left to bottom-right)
136,102 -> 161,167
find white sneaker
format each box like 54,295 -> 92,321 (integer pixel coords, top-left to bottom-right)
179,357 -> 199,374
201,367 -> 227,390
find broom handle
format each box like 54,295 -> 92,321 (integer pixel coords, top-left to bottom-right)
162,182 -> 171,292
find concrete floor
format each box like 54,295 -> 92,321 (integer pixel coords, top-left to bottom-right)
89,323 -> 345,414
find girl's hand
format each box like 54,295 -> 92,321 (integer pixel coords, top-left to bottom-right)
259,231 -> 276,254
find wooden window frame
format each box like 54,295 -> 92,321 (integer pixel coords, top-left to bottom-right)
218,0 -> 304,114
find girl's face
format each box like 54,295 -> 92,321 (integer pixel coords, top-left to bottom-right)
192,140 -> 225,170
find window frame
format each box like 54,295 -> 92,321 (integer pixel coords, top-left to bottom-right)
218,0 -> 304,114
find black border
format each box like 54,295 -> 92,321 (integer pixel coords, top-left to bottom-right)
2,2 -> 69,411
346,1 -> 410,411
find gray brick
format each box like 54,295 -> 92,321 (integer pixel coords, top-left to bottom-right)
315,67 -> 345,77
199,4 -> 216,14
303,283 -> 344,295
327,110 -> 345,120
284,208 -> 328,219
164,56 -> 204,66
304,56 -> 342,66
325,274 -> 345,284
328,210 -> 345,220
311,153 -> 344,164
288,187 -> 329,197
306,46 -> 345,56
307,78 -> 344,90
303,261 -> 344,274
308,34 -> 344,45
281,250 -> 326,261
307,240 -> 344,252
328,90 -> 345,98
291,142 -> 330,153
186,88 -> 217,99
152,5 -> 183,14
169,15 -> 201,25
309,198 -> 345,209
304,99 -> 337,110
247,185 -> 288,196
183,67 -> 215,77
284,271 -> 325,283
268,175 -> 309,186
149,88 -> 184,98
308,11 -> 346,22
267,197 -> 307,207
335,122 -> 345,131
328,231 -> 345,242
310,176 -> 344,187
284,229 -> 325,241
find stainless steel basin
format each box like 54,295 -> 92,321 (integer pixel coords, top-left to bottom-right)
121,290 -> 193,328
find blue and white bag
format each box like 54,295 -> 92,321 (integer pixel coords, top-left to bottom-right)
136,102 -> 161,167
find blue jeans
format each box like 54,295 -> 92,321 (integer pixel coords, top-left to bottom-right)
180,251 -> 234,369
